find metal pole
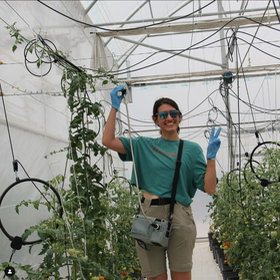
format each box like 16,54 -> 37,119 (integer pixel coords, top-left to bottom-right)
84,0 -> 97,15
85,6 -> 276,27
217,0 -> 234,171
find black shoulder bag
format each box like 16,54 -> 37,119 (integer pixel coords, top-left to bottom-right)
130,139 -> 184,248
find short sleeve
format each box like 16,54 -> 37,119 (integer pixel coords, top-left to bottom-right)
193,145 -> 207,192
117,137 -> 133,161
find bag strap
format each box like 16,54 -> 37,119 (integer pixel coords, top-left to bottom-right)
168,139 -> 184,221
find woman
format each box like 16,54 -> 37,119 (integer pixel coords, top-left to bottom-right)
102,85 -> 221,280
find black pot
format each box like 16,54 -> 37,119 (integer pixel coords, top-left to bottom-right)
222,270 -> 239,280
220,261 -> 234,273
208,232 -> 214,250
213,246 -> 224,263
218,257 -> 232,272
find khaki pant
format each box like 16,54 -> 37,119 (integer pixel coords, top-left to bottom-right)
136,200 -> 197,278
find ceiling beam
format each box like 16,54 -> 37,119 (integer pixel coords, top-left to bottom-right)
116,0 -> 193,68
118,64 -> 280,85
115,36 -> 223,67
95,14 -> 279,37
86,7 -> 275,27
104,0 -> 149,47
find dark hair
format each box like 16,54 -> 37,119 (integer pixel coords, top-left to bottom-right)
152,97 -> 182,133
152,97 -> 181,117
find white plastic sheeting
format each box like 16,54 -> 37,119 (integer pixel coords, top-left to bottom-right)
0,0 -> 118,272
0,0 -> 280,276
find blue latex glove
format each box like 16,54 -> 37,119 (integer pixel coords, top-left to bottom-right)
206,127 -> 221,159
110,85 -> 126,110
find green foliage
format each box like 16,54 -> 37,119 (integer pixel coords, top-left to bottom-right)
104,180 -> 139,275
2,24 -> 140,279
6,22 -> 25,52
208,146 -> 280,280
9,178 -> 140,279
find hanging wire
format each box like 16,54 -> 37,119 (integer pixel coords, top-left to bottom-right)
4,0 -> 35,34
231,23 -> 280,187
272,0 -> 280,23
37,0 -> 216,32
238,0 -> 273,74
0,83 -> 16,166
228,88 -> 280,115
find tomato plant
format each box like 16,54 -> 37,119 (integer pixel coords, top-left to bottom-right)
208,147 -> 280,279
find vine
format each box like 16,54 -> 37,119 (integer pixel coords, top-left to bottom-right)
1,23 -> 140,279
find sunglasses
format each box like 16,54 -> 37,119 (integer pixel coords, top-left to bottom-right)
156,110 -> 180,119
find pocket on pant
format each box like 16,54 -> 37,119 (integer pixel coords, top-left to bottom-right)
176,203 -> 195,226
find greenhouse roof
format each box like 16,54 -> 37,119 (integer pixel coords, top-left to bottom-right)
79,0 -> 280,85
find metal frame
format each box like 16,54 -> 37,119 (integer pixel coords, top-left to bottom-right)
85,0 -> 280,170
95,14 -> 279,37
85,6 -> 276,28
86,1 -> 279,82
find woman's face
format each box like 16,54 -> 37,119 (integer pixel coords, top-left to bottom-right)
153,104 -> 181,135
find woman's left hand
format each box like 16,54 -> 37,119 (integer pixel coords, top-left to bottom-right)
206,127 -> 221,159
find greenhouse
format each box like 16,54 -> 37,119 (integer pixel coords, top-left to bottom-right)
0,1 -> 279,279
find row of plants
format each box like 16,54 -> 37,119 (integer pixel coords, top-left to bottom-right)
1,23 -> 141,279
208,145 -> 280,280
0,177 -> 141,279
208,233 -> 239,280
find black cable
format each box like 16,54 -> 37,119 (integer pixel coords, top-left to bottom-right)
37,0 -> 216,32
110,37 -> 226,76
23,37 -> 55,77
25,4 -> 280,78
238,0 -> 272,72
228,88 -> 280,114
235,42 -> 246,211
225,168 -> 248,219
115,33 -> 280,78
23,36 -> 84,78
272,0 -> 280,23
237,30 -> 280,49
15,159 -> 59,214
236,36 -> 280,61
182,88 -> 220,118
108,37 -> 228,75
229,31 -> 279,187
249,141 -> 280,186
219,82 -> 248,162
7,250 -> 16,271
6,11 -> 279,82
226,28 -> 237,63
0,177 -> 63,245
18,16 -> 280,81
235,39 -> 261,143
109,15 -> 280,76
0,83 -> 16,163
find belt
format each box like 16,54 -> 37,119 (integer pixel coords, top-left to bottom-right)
141,197 -> 172,205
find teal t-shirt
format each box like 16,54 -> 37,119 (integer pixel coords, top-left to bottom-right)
118,136 -> 206,206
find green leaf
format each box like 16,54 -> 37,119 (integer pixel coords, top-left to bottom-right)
28,45 -> 34,53
12,45 -> 17,52
36,60 -> 42,68
23,200 -> 29,207
33,200 -> 40,210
